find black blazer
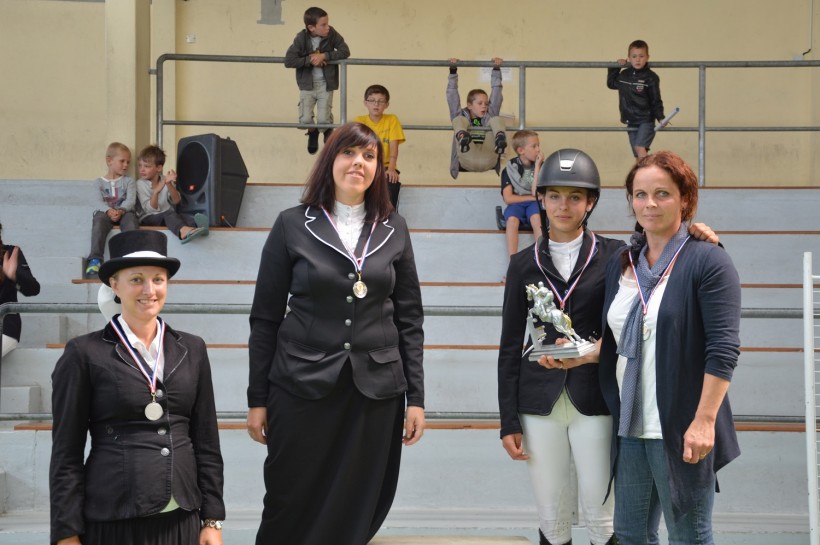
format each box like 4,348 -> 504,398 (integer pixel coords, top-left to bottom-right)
498,230 -> 626,438
0,244 -> 40,341
248,205 -> 424,408
50,321 -> 225,543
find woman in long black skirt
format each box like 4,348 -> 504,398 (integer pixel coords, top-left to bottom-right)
246,122 -> 425,545
50,230 -> 225,545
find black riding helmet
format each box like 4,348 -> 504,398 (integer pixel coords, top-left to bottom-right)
535,148 -> 601,226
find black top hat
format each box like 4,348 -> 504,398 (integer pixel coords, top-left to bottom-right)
98,230 -> 181,286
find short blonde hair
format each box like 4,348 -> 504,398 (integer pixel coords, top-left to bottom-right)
106,142 -> 131,159
511,130 -> 538,153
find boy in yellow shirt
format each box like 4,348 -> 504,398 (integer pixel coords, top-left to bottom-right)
354,84 -> 405,210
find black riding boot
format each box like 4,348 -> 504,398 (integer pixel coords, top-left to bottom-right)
539,529 -> 571,545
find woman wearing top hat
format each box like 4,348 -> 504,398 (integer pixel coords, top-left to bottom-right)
246,122 -> 425,544
50,230 -> 225,545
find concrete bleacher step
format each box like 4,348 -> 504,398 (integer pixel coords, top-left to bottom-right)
1,179 -> 818,537
0,345 -> 807,418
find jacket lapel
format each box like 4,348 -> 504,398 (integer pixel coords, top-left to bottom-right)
304,206 -> 355,264
361,217 -> 395,258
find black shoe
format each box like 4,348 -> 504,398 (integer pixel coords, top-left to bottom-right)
601,536 -> 618,545
539,530 -> 571,545
307,130 -> 319,154
456,130 -> 471,153
494,132 -> 507,154
323,128 -> 334,143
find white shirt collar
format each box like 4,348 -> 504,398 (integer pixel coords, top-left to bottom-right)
116,315 -> 162,378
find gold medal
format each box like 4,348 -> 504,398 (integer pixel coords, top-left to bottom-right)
353,280 -> 367,298
145,400 -> 163,421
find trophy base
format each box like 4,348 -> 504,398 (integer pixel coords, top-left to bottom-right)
528,340 -> 597,361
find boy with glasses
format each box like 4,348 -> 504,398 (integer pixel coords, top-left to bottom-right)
355,84 -> 405,210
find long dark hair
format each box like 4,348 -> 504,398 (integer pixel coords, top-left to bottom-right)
621,151 -> 700,268
301,122 -> 392,222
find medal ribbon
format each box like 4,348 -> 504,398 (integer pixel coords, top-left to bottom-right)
110,316 -> 166,397
321,207 -> 377,276
534,232 -> 598,310
628,235 -> 690,316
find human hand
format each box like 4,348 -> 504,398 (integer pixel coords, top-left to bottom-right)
682,415 -> 715,464
688,222 -> 719,245
535,152 -> 545,167
56,536 -> 82,545
246,407 -> 268,444
448,57 -> 460,65
165,169 -> 177,185
403,406 -> 425,446
617,58 -> 627,66
536,338 -> 600,370
491,57 -> 503,67
2,246 -> 19,283
309,52 -> 326,66
199,526 -> 223,545
385,168 -> 400,183
501,433 -> 528,461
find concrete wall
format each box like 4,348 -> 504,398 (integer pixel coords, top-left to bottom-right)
1,0 -> 818,185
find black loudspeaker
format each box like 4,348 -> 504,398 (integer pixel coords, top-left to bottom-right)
176,134 -> 249,227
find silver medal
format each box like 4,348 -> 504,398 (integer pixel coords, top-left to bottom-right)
145,401 -> 163,421
642,323 -> 651,341
352,280 -> 367,299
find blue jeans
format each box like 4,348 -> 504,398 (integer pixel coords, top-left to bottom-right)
615,437 -> 715,545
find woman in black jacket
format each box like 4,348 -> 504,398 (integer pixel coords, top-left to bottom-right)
0,221 -> 40,357
499,149 -> 622,545
50,230 -> 224,545
246,122 -> 425,545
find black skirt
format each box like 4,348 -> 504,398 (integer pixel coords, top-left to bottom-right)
82,508 -> 200,545
256,361 -> 405,545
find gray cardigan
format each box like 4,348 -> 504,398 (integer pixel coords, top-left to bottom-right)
599,239 -> 741,521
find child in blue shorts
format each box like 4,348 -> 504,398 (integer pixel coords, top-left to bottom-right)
501,130 -> 543,259
606,39 -> 665,159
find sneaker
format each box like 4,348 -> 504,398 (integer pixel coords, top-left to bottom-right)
85,258 -> 101,277
456,130 -> 471,153
323,128 -> 334,143
494,132 -> 507,155
307,130 -> 320,154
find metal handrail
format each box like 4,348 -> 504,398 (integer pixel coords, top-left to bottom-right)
0,301 -> 809,387
155,54 -> 820,185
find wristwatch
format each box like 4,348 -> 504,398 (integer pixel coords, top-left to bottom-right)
202,519 -> 223,530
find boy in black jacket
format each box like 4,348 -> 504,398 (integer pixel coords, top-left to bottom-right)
607,39 -> 665,159
284,7 -> 350,154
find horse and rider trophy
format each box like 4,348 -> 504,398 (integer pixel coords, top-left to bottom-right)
524,282 -> 596,361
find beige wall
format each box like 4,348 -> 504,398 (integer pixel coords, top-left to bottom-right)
1,0 -> 818,186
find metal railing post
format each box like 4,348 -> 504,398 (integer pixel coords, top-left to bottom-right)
518,65 -> 526,129
340,60 -> 347,124
156,54 -> 165,150
698,65 -> 706,186
804,252 -> 819,545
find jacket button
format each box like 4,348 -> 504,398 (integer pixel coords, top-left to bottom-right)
344,319 -> 352,326
155,389 -> 165,399
348,272 -> 356,280
157,428 -> 167,436
160,447 -> 170,457
346,296 -> 353,303
343,342 -> 351,350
